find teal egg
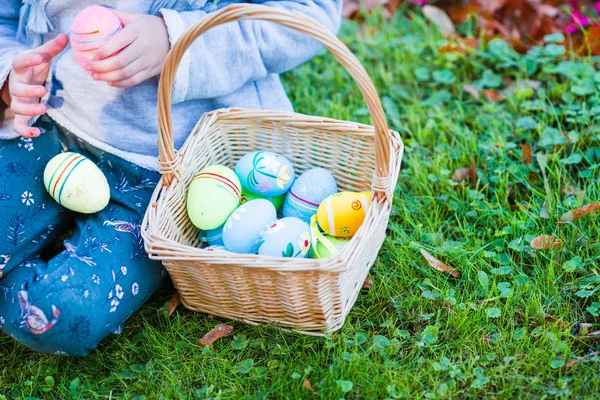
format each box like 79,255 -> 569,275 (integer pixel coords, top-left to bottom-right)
235,151 -> 295,197
200,225 -> 224,246
258,217 -> 311,258
283,168 -> 337,223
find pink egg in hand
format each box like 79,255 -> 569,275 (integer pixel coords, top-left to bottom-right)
70,6 -> 123,75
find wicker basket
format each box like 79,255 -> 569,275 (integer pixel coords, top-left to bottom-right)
142,4 -> 404,335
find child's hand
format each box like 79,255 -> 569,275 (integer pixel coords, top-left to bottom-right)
90,11 -> 170,88
7,34 -> 69,137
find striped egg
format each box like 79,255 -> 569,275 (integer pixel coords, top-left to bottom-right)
316,192 -> 371,237
283,168 -> 337,223
200,224 -> 225,246
43,152 -> 110,214
187,165 -> 241,230
70,6 -> 123,75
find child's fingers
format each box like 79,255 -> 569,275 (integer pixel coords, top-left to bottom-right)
92,58 -> 144,82
10,100 -> 46,117
95,27 -> 137,60
37,34 -> 69,59
108,69 -> 150,88
12,52 -> 45,74
13,115 -> 39,138
10,82 -> 46,98
111,10 -> 137,25
89,44 -> 141,74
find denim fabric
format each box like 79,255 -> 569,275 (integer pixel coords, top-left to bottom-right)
0,116 -> 165,356
0,0 -> 343,170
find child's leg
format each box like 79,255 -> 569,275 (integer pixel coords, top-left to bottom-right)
0,134 -> 165,356
0,117 -> 75,279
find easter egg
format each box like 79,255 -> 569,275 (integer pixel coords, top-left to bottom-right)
70,6 -> 123,75
222,199 -> 277,254
200,224 -> 224,246
205,245 -> 229,252
187,165 -> 241,230
240,187 -> 285,211
316,192 -> 371,237
234,151 -> 295,197
258,217 -> 311,258
43,152 -> 110,214
283,168 -> 337,223
309,235 -> 350,259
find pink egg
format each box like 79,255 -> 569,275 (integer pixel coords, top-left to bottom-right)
70,6 -> 123,75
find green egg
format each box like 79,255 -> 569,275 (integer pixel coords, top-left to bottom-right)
240,187 -> 285,211
309,235 -> 350,259
187,165 -> 241,230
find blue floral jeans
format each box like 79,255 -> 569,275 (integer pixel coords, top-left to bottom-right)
0,116 -> 164,356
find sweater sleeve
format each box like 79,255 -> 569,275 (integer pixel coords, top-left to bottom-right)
0,0 -> 30,137
160,0 -> 342,104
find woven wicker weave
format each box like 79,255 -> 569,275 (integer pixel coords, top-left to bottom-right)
141,4 -> 404,335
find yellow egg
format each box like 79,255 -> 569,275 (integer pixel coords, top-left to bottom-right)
316,191 -> 371,237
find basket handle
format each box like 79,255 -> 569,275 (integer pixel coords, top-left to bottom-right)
157,3 -> 392,194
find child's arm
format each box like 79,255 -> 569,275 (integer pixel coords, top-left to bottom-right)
0,0 -> 30,128
0,1 -> 68,136
92,0 -> 342,103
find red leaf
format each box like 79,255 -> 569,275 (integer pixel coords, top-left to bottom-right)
521,143 -> 533,164
420,249 -> 460,277
198,324 -> 234,347
530,235 -> 562,250
168,292 -> 180,318
482,89 -> 505,102
303,379 -> 315,392
544,315 -> 569,328
560,202 -> 600,223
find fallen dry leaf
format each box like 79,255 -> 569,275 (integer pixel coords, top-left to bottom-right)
452,167 -> 471,182
580,330 -> 600,340
362,276 -> 373,289
521,143 -> 533,164
303,379 -> 314,392
198,324 -> 234,347
168,292 -> 180,318
564,350 -> 600,369
544,315 -> 569,328
462,84 -> 481,99
422,5 -> 456,37
560,203 -> 600,223
420,249 -> 460,277
530,235 -> 562,250
577,323 -> 594,337
482,89 -> 505,102
469,158 -> 477,184
440,37 -> 479,54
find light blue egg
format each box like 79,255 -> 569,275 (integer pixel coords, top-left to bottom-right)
222,199 -> 277,254
235,151 -> 295,197
258,217 -> 311,258
200,224 -> 224,246
283,168 -> 337,223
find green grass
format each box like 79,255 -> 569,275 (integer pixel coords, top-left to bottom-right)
2,9 -> 600,399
